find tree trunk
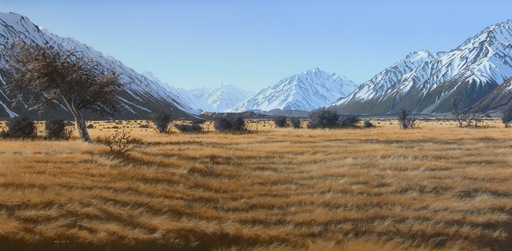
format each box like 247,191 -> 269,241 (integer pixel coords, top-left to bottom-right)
63,98 -> 92,142
74,111 -> 92,142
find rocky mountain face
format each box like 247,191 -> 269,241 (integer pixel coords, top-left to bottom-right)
232,68 -> 358,112
329,19 -> 512,115
0,12 -> 194,120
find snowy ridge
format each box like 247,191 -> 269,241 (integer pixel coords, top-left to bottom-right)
141,71 -> 254,113
233,68 -> 358,112
330,19 -> 512,114
0,12 -> 194,119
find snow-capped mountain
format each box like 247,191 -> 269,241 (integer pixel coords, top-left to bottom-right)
329,19 -> 512,114
140,72 -> 254,113
233,68 -> 358,112
183,84 -> 255,112
0,12 -> 194,119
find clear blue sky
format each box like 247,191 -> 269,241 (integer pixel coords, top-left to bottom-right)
4,0 -> 512,91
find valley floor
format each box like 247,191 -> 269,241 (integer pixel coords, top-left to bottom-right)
0,120 -> 511,250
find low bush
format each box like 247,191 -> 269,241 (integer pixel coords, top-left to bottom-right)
308,110 -> 339,129
231,117 -> 246,131
214,117 -> 246,132
289,117 -> 301,129
152,112 -> 172,133
45,118 -> 73,140
273,116 -> 288,128
502,106 -> 512,128
102,129 -> 135,154
338,115 -> 360,128
398,108 -> 418,129
174,123 -> 203,133
2,116 -> 37,138
363,120 -> 375,128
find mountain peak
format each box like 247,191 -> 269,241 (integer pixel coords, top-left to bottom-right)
405,50 -> 434,61
232,69 -> 358,112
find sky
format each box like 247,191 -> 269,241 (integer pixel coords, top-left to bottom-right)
3,0 -> 512,91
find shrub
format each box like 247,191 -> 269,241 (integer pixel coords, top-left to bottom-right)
338,115 -> 360,128
231,117 -> 247,131
273,116 -> 288,128
397,108 -> 417,129
308,110 -> 339,129
502,106 -> 512,128
174,123 -> 203,133
451,99 -> 488,128
288,117 -> 301,129
152,112 -> 172,133
214,117 -> 246,132
4,116 -> 37,138
363,120 -> 375,128
45,118 -> 73,140
103,129 -> 133,154
214,118 -> 232,131
86,124 -> 95,129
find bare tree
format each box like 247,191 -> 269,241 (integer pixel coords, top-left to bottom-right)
451,98 -> 471,128
1,41 -> 123,142
451,98 -> 487,128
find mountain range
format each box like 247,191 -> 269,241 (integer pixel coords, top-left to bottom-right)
1,12 -> 512,119
140,72 -> 255,113
0,12 -> 194,120
329,19 -> 512,115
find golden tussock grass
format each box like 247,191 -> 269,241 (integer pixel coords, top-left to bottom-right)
0,119 -> 511,250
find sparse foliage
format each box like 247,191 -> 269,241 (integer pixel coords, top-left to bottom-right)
451,99 -> 488,128
103,129 -> 133,154
152,112 -> 172,133
204,156 -> 216,177
397,108 -> 418,129
273,116 -> 288,128
307,110 -> 339,129
45,118 -> 73,140
2,116 -> 37,138
1,40 -> 123,142
451,99 -> 472,128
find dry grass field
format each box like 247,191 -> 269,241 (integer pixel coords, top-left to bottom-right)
0,119 -> 511,250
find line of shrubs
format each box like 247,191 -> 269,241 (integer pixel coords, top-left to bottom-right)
306,110 -> 374,129
0,116 -> 73,140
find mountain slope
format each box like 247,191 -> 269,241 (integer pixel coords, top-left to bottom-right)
0,12 -> 194,120
233,68 -> 358,112
329,19 -> 512,115
472,77 -> 512,112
